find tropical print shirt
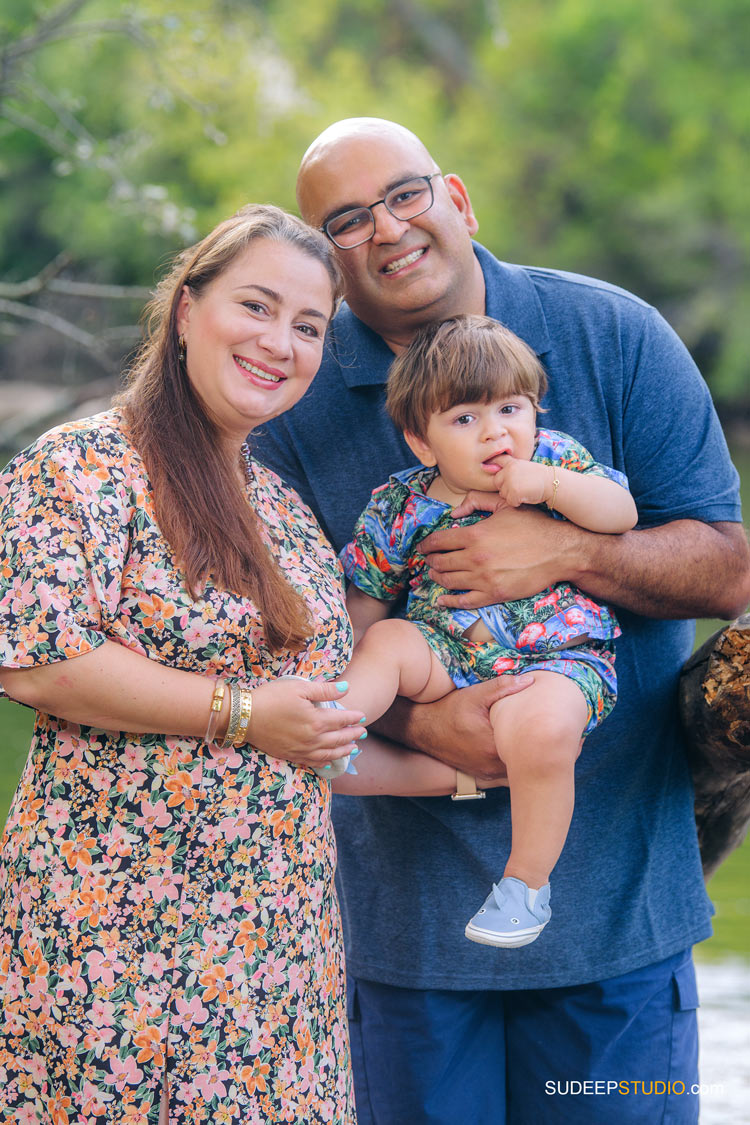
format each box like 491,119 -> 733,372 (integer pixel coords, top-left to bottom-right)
341,428 -> 627,654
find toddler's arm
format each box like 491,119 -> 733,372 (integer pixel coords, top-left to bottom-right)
346,585 -> 392,645
460,455 -> 638,534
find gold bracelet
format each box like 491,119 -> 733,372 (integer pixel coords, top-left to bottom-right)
547,469 -> 560,513
232,688 -> 253,747
204,679 -> 226,744
219,682 -> 242,749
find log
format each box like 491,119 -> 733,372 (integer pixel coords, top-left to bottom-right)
679,613 -> 750,880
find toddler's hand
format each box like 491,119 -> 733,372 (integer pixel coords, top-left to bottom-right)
246,678 -> 365,769
451,457 -> 551,518
493,455 -> 550,508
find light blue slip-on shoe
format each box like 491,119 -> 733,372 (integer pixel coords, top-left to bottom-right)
281,674 -> 355,778
465,876 -> 551,948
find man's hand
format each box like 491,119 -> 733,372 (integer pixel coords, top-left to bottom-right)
421,505 -> 750,620
422,504 -> 574,608
371,675 -> 534,781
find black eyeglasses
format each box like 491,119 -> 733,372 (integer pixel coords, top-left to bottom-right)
322,173 -> 441,249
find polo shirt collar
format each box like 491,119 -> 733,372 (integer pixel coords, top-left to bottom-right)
332,241 -> 551,388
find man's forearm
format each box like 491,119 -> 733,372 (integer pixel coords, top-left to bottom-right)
567,520 -> 750,619
371,683 -> 521,781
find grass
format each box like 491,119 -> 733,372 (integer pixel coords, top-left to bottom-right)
701,841 -> 750,961
0,698 -> 33,818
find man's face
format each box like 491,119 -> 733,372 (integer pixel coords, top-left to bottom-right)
297,130 -> 482,343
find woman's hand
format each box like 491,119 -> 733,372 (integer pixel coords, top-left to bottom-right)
247,678 -> 366,768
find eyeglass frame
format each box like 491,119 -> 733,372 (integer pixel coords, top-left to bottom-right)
321,173 -> 442,249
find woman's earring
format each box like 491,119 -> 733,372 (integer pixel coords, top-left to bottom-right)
178,335 -> 186,363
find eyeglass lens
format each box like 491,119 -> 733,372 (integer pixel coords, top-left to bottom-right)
326,176 -> 434,248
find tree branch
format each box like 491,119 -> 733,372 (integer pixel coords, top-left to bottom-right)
3,9 -> 152,69
0,252 -> 70,298
0,256 -> 150,301
0,296 -> 112,369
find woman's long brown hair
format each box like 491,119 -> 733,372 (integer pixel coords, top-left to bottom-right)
118,204 -> 341,653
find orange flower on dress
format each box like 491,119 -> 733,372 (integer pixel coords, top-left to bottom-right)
269,803 -> 301,838
233,918 -> 268,959
20,943 -> 49,985
60,835 -> 97,872
136,592 -> 176,631
164,771 -> 200,811
199,963 -> 230,1004
132,1024 -> 165,1066
239,1060 -> 271,1095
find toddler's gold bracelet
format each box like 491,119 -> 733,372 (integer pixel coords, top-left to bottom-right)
547,469 -> 560,513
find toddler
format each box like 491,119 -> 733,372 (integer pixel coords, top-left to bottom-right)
338,315 -> 638,948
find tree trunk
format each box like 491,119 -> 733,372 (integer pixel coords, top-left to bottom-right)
679,614 -> 750,880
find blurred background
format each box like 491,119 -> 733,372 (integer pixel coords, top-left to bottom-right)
1,1 -> 749,1114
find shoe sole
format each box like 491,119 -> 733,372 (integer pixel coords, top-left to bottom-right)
464,920 -> 547,948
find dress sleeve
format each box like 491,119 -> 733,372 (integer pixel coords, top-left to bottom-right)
0,429 -> 132,671
534,429 -> 630,490
339,483 -> 411,602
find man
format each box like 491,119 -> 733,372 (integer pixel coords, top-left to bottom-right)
253,118 -> 750,1123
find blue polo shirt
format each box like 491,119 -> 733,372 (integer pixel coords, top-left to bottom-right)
252,242 -> 742,990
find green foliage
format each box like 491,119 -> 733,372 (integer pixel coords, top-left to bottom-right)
1,0 -> 750,402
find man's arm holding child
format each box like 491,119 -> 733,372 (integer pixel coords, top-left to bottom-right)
422,512 -> 750,621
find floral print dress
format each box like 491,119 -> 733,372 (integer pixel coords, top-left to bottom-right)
0,411 -> 355,1125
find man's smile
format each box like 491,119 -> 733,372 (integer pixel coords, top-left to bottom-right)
380,247 -> 428,275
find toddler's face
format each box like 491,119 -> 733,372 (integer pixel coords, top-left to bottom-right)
407,394 -> 537,494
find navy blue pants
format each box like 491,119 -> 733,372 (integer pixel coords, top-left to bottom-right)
347,950 -> 699,1124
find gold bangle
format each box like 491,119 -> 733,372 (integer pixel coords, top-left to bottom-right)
204,679 -> 226,744
232,689 -> 253,747
219,682 -> 242,749
547,469 -> 560,513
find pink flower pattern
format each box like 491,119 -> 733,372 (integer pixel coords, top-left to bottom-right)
0,413 -> 355,1123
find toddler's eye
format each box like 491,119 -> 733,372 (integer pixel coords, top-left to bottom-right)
455,414 -> 474,426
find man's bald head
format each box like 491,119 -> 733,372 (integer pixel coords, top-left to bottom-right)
296,118 -> 438,223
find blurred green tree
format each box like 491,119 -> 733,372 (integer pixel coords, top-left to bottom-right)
1,0 -> 748,406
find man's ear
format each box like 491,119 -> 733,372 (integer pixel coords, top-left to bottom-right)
404,430 -> 438,467
443,173 -> 479,237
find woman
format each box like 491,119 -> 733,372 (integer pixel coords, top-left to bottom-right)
0,206 -> 458,1124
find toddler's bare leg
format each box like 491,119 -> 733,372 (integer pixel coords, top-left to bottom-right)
489,671 -> 588,889
343,618 -> 455,723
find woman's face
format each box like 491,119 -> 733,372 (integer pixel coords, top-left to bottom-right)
176,238 -> 335,442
